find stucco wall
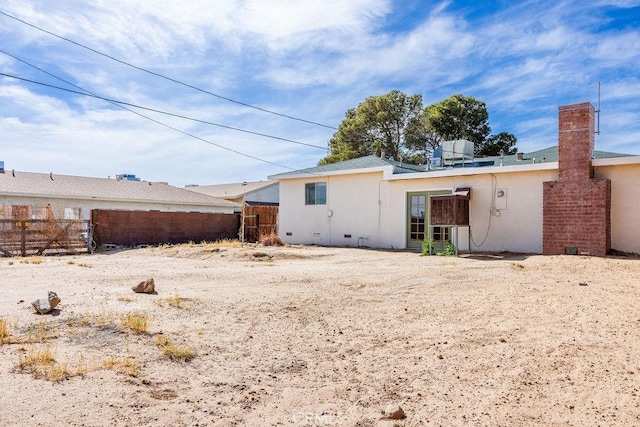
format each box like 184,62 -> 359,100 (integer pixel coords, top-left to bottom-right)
384,169 -> 558,252
278,168 -> 559,253
594,162 -> 640,254
278,172 -> 382,247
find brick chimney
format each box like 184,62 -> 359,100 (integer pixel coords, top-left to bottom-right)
558,103 -> 595,181
542,102 -> 611,256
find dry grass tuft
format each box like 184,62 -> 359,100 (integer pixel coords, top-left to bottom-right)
166,293 -> 183,309
117,295 -> 134,303
155,335 -> 195,361
211,238 -> 242,248
103,356 -> 140,377
0,318 -> 10,344
15,345 -> 69,380
121,311 -> 149,334
259,232 -> 285,247
96,310 -> 117,328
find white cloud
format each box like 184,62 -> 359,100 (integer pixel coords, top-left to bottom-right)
0,0 -> 638,184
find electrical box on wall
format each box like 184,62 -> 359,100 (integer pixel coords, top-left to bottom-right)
495,188 -> 507,210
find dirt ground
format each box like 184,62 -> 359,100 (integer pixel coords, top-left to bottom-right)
1,243 -> 640,426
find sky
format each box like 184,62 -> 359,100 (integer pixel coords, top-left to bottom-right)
1,0 -> 639,187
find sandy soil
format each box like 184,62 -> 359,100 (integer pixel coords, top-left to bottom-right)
1,243 -> 640,426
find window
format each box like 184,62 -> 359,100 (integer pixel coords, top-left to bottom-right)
433,226 -> 450,242
305,182 -> 327,205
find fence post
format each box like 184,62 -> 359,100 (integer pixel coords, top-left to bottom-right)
20,221 -> 27,257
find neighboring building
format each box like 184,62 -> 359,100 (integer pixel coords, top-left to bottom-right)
0,168 -> 241,252
185,180 -> 279,242
0,169 -> 238,219
270,102 -> 640,255
185,180 -> 279,208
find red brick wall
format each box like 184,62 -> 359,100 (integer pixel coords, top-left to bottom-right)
92,210 -> 240,246
558,103 -> 595,182
543,103 -> 611,256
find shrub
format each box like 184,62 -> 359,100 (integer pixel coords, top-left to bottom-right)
259,232 -> 285,246
155,335 -> 194,361
421,239 -> 434,256
121,311 -> 149,334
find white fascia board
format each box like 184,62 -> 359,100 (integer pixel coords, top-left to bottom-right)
269,166 -> 393,181
592,156 -> 640,167
384,162 -> 558,181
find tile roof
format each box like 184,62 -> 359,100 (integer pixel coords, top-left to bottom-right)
0,170 -> 236,207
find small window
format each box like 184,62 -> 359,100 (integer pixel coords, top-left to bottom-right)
433,226 -> 450,242
305,182 -> 327,205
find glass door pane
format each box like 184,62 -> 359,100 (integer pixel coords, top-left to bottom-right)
408,194 -> 426,247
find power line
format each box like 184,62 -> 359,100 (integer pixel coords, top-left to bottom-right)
0,49 -> 318,173
0,9 -> 337,130
0,71 -> 327,151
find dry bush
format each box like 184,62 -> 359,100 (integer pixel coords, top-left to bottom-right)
211,238 -> 242,248
155,335 -> 195,361
103,356 -> 140,377
16,345 -> 64,380
259,232 -> 285,247
0,318 -> 10,344
166,293 -> 183,309
121,311 -> 149,334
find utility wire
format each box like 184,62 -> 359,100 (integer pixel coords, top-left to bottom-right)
0,49 -> 314,173
0,9 -> 337,130
0,71 -> 327,150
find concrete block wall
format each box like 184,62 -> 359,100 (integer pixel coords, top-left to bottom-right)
543,103 -> 611,256
92,210 -> 240,246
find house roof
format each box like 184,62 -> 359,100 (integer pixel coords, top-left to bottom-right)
184,180 -> 277,199
0,170 -> 237,207
477,146 -> 634,167
270,156 -> 397,179
271,146 -> 635,179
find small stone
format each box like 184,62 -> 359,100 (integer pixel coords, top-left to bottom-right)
31,291 -> 61,314
132,278 -> 155,294
48,291 -> 60,310
383,404 -> 406,420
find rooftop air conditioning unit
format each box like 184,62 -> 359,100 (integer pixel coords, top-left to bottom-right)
441,140 -> 474,161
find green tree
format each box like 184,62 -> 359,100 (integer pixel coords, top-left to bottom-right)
420,94 -> 491,154
319,90 -> 426,165
476,132 -> 518,156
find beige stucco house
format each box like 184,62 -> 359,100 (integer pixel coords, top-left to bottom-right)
270,103 -> 640,255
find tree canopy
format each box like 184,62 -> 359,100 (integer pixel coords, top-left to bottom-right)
319,92 -> 517,165
319,90 -> 425,165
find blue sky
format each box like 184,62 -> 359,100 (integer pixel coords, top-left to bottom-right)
1,0 -> 638,187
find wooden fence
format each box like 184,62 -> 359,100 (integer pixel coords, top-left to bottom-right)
243,205 -> 278,243
0,204 -> 88,256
